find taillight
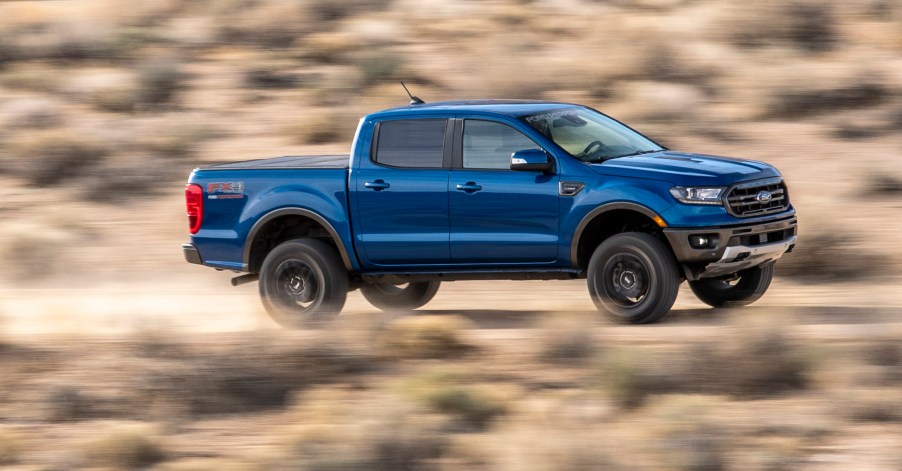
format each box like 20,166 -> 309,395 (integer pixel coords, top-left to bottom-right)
185,183 -> 203,234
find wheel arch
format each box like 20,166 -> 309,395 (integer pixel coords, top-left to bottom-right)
571,202 -> 668,271
243,207 -> 353,273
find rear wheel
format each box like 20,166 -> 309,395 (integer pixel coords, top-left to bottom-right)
360,281 -> 440,311
689,264 -> 774,308
259,239 -> 348,328
587,232 -> 681,324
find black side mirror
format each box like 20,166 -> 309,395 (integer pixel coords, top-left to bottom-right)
510,149 -> 554,173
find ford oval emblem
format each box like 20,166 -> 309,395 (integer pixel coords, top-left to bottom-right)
756,191 -> 773,203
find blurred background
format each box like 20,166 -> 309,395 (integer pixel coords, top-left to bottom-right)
0,0 -> 900,469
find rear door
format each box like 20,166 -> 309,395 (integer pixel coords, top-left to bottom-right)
353,118 -> 452,267
449,119 -> 560,264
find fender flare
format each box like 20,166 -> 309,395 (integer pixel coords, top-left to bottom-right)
243,207 -> 354,272
570,202 -> 664,268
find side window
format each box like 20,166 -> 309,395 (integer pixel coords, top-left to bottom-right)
463,120 -> 539,169
374,119 -> 446,168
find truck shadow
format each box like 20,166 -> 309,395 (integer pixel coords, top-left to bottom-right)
410,305 -> 900,330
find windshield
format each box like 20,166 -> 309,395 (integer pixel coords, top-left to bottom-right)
521,107 -> 663,162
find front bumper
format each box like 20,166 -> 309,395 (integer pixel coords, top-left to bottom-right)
663,216 -> 797,280
182,243 -> 203,265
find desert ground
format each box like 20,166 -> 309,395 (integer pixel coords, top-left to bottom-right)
0,0 -> 900,469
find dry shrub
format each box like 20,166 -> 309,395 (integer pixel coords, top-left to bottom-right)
301,32 -> 361,64
306,0 -> 393,23
1,222 -> 82,282
84,59 -> 187,112
2,98 -> 65,129
0,20 -> 118,62
139,125 -> 218,158
377,315 -> 473,359
596,348 -> 667,408
424,386 -> 507,431
537,316 -> 598,365
697,330 -> 809,397
598,330 -> 809,407
862,341 -> 902,367
141,341 -> 376,416
640,395 -> 729,471
80,422 -> 166,469
477,414 -> 621,470
843,388 -> 902,422
764,81 -> 887,119
352,50 -> 405,87
3,130 -> 109,186
90,85 -> 141,113
864,173 -> 902,196
136,59 -> 187,107
286,112 -> 356,145
0,67 -> 61,92
775,227 -> 888,281
45,386 -> 99,422
0,428 -> 20,466
725,0 -> 837,53
284,392 -> 446,470
287,420 -> 445,470
81,156 -> 180,202
244,66 -> 299,89
214,0 -> 314,48
405,371 -> 508,430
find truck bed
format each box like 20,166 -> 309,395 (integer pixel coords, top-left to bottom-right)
205,155 -> 348,170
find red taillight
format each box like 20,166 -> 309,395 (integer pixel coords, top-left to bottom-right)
186,183 -> 203,234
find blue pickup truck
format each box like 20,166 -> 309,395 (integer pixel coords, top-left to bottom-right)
183,100 -> 797,326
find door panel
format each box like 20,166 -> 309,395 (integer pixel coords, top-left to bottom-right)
449,120 -> 560,264
353,118 -> 451,267
355,168 -> 450,266
450,170 -> 559,263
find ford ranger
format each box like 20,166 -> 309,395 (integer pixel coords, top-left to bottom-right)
183,99 -> 797,326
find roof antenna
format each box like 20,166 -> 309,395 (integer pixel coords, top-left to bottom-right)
400,81 -> 425,105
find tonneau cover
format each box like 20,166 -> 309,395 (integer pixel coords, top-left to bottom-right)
205,155 -> 348,170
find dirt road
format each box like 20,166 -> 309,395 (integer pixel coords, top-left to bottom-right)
2,277 -> 900,338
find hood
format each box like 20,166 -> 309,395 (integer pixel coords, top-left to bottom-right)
590,151 -> 781,186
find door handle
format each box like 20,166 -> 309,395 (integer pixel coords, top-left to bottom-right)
364,180 -> 390,191
455,182 -> 483,193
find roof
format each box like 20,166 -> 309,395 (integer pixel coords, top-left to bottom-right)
372,99 -> 580,118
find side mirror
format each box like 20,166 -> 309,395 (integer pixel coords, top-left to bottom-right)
510,149 -> 554,173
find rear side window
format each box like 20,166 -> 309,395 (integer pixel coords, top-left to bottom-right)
463,120 -> 539,169
374,119 -> 446,168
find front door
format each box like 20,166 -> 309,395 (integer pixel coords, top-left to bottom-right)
449,119 -> 560,264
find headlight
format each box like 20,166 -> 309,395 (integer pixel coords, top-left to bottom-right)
669,186 -> 725,205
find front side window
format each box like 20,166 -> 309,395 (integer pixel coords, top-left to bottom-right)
521,107 -> 663,162
463,120 -> 539,169
374,119 -> 446,168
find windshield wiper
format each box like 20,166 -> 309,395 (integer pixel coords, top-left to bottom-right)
606,149 -> 661,160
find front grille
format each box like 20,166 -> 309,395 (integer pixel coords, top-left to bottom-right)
726,178 -> 789,217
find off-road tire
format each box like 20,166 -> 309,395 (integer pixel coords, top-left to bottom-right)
587,232 -> 681,324
259,238 -> 348,328
360,281 -> 440,311
689,263 -> 774,308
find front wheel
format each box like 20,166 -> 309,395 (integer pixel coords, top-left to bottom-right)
689,264 -> 774,308
259,239 -> 349,328
587,232 -> 681,324
360,281 -> 440,311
